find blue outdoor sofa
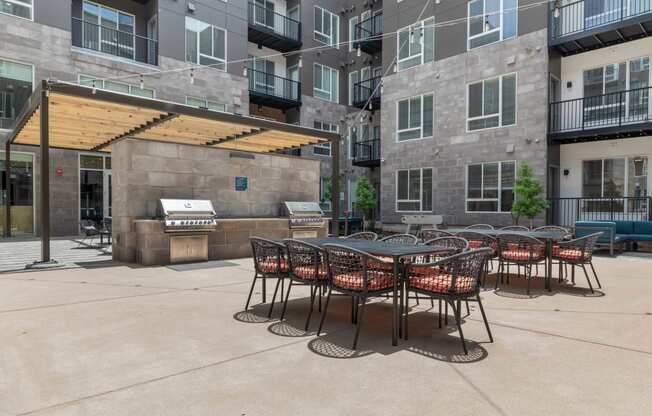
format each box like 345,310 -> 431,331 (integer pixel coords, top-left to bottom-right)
575,220 -> 652,255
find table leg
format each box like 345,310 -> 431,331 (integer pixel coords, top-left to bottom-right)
392,260 -> 399,346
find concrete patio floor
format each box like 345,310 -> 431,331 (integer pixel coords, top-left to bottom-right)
0,255 -> 651,415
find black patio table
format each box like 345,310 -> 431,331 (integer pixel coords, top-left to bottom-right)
444,228 -> 569,290
295,237 -> 453,346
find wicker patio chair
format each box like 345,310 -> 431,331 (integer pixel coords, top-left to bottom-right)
281,239 -> 330,330
551,232 -> 603,293
455,231 -> 498,286
344,231 -> 378,241
500,225 -> 529,231
496,234 -> 547,295
465,224 -> 494,230
317,244 -> 396,349
534,225 -> 573,280
419,228 -> 454,242
379,233 -> 419,245
405,248 -> 494,354
247,237 -> 289,317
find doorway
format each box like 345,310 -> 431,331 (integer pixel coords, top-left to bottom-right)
79,154 -> 111,227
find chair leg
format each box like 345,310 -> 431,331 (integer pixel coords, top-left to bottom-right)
318,285 -> 322,312
317,287 -> 332,336
589,262 -> 602,289
438,299 -> 442,329
444,302 -> 449,326
352,297 -> 367,350
262,277 -> 267,304
527,263 -> 532,296
581,264 -> 595,293
304,283 -> 317,331
280,280 -> 294,321
495,261 -> 502,289
477,294 -> 493,342
465,300 -> 470,316
244,275 -> 258,311
450,300 -> 468,355
267,277 -> 282,318
571,265 -> 575,284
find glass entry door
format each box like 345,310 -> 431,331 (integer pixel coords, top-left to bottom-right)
0,151 -> 34,236
79,154 -> 111,227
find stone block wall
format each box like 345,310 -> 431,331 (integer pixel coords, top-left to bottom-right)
112,139 -> 321,263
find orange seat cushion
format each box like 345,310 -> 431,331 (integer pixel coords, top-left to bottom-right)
258,259 -> 289,274
552,246 -> 591,262
368,256 -> 394,271
408,269 -> 476,294
468,240 -> 497,256
332,271 -> 394,291
292,264 -> 329,280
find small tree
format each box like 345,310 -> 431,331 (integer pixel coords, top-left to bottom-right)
512,162 -> 549,228
354,176 -> 377,230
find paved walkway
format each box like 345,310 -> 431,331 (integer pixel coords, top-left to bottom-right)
0,255 -> 650,415
0,238 -> 112,273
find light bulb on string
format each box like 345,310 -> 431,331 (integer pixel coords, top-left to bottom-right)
298,56 -> 303,68
139,75 -> 144,90
190,69 -> 195,85
357,45 -> 361,57
243,65 -> 248,77
92,80 -> 97,94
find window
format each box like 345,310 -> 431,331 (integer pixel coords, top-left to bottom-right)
0,150 -> 34,235
582,157 -> 648,198
186,96 -> 226,112
314,6 -> 339,47
397,17 -> 435,71
396,93 -> 433,141
82,1 -> 135,60
313,120 -> 338,156
396,168 -> 432,212
0,58 -> 33,129
467,73 -> 516,131
79,75 -> 154,98
466,161 -> 515,212
468,0 -> 517,49
348,71 -> 359,105
185,17 -> 226,71
313,63 -> 339,103
0,0 -> 32,20
349,16 -> 359,51
320,177 -> 331,211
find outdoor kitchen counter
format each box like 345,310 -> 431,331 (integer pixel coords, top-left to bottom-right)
132,218 -> 324,266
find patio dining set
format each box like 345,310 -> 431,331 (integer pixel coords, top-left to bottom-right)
244,225 -> 604,354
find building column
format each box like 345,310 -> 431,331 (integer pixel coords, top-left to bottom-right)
40,81 -> 51,263
4,140 -> 10,238
331,135 -> 341,236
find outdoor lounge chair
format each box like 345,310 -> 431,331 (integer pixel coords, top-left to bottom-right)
496,234 -> 547,295
551,232 -> 603,293
79,220 -> 100,248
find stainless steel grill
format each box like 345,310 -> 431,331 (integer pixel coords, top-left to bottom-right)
159,199 -> 218,233
282,201 -> 325,238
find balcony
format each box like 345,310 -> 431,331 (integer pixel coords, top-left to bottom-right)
549,86 -> 652,142
248,69 -> 301,110
352,138 -> 381,167
353,76 -> 382,111
71,17 -> 158,66
550,0 -> 652,55
248,2 -> 301,52
355,12 -> 383,55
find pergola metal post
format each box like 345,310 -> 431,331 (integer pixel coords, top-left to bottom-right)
331,135 -> 341,236
38,81 -> 53,264
4,140 -> 10,238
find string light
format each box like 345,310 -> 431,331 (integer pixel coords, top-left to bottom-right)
298,56 -> 303,68
242,65 -> 248,77
190,69 -> 194,84
139,75 -> 144,90
357,45 -> 361,57
91,80 -> 96,95
554,1 -> 560,18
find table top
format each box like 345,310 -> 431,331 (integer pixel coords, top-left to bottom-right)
444,228 -> 567,241
298,237 -> 452,258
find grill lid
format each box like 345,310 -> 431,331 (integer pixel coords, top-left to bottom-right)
283,201 -> 324,216
159,199 -> 216,217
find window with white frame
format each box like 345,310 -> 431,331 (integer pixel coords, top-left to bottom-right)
396,168 -> 433,212
397,17 -> 435,71
186,96 -> 226,112
349,16 -> 359,51
314,63 -> 339,103
466,161 -> 515,212
79,75 -> 154,98
0,58 -> 33,128
185,17 -> 226,71
320,177 -> 331,211
582,157 -> 648,199
397,93 -> 433,141
468,0 -> 517,49
348,70 -> 359,105
467,73 -> 516,131
1,0 -> 33,20
314,6 -> 339,47
313,120 -> 338,156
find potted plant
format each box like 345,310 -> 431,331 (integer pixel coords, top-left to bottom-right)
354,176 -> 377,231
512,162 -> 550,229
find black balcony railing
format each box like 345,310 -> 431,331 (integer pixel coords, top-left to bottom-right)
353,138 -> 381,166
72,17 -> 158,65
547,196 -> 652,227
355,12 -> 383,40
248,68 -> 301,106
353,76 -> 382,109
551,0 -> 652,39
549,86 -> 652,135
248,2 -> 301,43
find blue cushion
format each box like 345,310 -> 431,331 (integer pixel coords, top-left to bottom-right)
626,234 -> 652,241
614,221 -> 635,234
633,221 -> 652,235
575,221 -> 615,243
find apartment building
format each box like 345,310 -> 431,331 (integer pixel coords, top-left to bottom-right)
2,0 -> 651,237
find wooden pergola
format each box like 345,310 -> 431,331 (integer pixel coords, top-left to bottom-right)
5,80 -> 342,266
